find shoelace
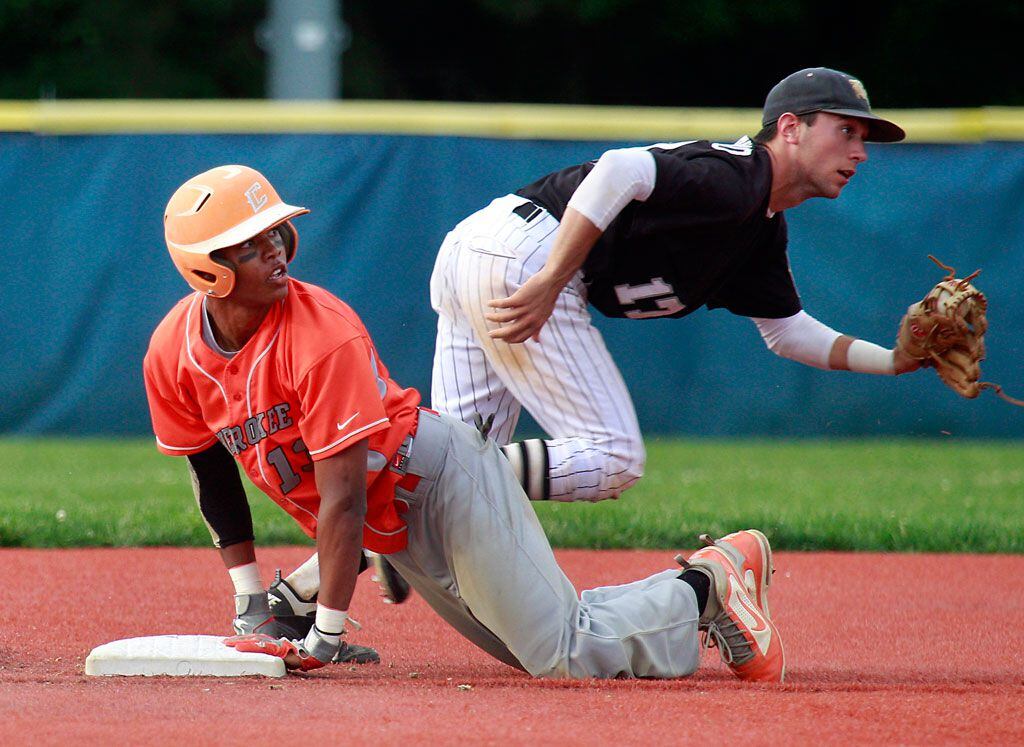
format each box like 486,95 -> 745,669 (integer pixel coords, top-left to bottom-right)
677,550 -> 757,669
702,615 -> 754,667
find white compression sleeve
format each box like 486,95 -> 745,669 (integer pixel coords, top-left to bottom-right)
846,339 -> 896,375
752,311 -> 843,370
753,312 -> 897,373
566,148 -> 657,230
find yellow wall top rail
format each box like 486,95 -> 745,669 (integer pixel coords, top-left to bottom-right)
1,100 -> 1022,142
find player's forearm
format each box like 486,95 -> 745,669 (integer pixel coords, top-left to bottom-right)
314,491 -> 365,613
827,335 -> 897,374
312,441 -> 370,615
827,335 -> 855,370
541,148 -> 656,287
753,311 -> 840,369
753,312 -> 897,374
186,442 -> 254,549
540,207 -> 604,287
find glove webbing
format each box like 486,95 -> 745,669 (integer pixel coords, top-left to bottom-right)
928,254 -> 981,289
927,255 -> 1023,407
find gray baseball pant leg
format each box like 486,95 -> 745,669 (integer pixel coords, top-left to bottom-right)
384,410 -> 701,679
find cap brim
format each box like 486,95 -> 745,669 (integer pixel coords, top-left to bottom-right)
822,108 -> 906,143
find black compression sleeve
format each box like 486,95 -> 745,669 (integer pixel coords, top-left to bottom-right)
186,441 -> 254,549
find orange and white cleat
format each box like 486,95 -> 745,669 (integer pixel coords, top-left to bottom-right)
677,540 -> 785,683
698,529 -> 774,618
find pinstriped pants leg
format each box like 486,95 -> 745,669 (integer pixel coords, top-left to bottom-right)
429,195 -> 645,502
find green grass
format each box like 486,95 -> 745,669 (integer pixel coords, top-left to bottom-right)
1,437 -> 1021,552
536,437 -> 1024,552
0,439 -> 311,548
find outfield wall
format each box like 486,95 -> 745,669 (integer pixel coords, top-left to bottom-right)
2,102 -> 1022,437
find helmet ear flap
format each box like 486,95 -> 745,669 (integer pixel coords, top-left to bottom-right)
209,252 -> 236,275
197,252 -> 237,297
279,221 -> 299,262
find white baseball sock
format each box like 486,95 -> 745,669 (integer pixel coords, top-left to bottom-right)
284,553 -> 320,599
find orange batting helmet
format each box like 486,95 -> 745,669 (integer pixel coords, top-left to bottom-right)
164,165 -> 309,297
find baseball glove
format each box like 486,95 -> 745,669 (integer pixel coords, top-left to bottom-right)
897,256 -> 1023,406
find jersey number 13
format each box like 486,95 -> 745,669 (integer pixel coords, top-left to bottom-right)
614,277 -> 685,318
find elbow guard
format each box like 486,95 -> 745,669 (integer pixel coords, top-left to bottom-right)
187,441 -> 254,549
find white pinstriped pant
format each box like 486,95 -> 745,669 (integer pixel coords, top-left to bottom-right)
429,194 -> 645,502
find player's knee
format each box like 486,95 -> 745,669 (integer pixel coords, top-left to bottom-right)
604,441 -> 645,495
506,436 -> 645,503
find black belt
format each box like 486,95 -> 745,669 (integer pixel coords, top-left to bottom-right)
512,199 -> 544,223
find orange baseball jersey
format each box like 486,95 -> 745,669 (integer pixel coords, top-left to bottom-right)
143,278 -> 421,553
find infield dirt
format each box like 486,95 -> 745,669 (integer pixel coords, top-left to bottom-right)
1,547 -> 1021,745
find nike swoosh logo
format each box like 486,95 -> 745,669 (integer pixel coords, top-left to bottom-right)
336,412 -> 360,431
728,579 -> 772,655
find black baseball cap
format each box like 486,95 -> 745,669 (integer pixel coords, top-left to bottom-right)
762,67 -> 905,143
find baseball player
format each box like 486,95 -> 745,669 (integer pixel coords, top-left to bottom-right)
144,164 -> 785,681
431,67 -> 922,503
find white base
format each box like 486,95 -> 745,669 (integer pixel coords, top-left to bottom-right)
85,635 -> 286,678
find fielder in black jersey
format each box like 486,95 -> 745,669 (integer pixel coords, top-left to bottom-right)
517,138 -> 799,321
429,67 -> 923,504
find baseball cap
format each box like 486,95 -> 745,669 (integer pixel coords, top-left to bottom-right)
762,67 -> 905,143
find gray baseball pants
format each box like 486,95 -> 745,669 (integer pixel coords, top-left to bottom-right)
383,409 -> 701,679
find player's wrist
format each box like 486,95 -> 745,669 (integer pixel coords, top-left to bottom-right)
892,347 -> 924,375
534,263 -> 571,288
846,339 -> 896,375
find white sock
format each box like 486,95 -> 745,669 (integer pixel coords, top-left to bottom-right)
314,604 -> 348,642
285,553 -> 320,599
228,562 -> 263,595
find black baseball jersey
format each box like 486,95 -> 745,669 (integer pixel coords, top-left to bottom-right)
515,138 -> 802,320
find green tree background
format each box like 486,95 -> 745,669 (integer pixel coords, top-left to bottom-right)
1,0 -> 1019,106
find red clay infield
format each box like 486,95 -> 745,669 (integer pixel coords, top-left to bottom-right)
1,547 -> 1021,745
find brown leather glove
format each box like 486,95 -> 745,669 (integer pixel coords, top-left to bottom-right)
896,256 -> 1021,405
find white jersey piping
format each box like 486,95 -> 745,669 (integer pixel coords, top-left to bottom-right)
308,418 -> 389,456
184,294 -> 229,408
155,435 -> 218,452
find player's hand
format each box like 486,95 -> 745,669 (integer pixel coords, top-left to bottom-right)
485,271 -> 563,343
223,633 -> 332,671
893,347 -> 924,375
